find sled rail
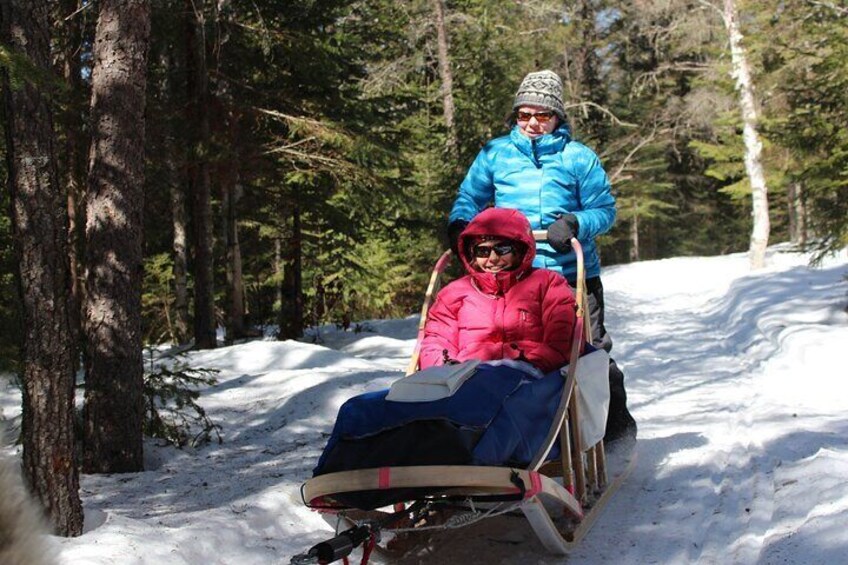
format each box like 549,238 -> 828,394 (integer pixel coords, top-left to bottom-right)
302,447 -> 636,556
304,465 -> 583,519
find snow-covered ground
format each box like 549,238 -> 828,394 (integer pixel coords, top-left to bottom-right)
1,244 -> 847,564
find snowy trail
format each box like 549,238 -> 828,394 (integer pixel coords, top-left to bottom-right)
561,256 -> 773,564
594,249 -> 847,565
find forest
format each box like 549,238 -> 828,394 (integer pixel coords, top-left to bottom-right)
1,0 -> 846,537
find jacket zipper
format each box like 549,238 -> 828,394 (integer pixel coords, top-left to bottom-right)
499,297 -> 507,359
532,138 -> 541,168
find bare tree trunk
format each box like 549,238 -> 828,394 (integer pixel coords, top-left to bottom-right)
185,0 -> 217,349
562,45 -> 578,134
787,181 -> 807,247
155,48 -> 190,345
722,0 -> 770,269
796,183 -> 807,246
431,0 -> 458,155
291,203 -> 303,337
0,0 -> 83,536
275,236 -> 284,335
277,201 -> 303,340
629,209 -> 640,262
567,0 -> 609,143
82,0 -> 151,474
787,181 -> 798,244
221,161 -> 246,342
60,0 -> 88,374
170,165 -> 190,343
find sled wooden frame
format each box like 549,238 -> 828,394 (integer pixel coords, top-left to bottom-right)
302,234 -> 635,555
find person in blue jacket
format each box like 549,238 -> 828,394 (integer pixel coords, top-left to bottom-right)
448,69 -> 636,442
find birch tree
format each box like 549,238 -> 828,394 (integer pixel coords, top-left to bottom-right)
703,0 -> 770,268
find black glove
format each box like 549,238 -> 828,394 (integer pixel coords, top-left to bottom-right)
447,219 -> 469,256
442,350 -> 460,365
547,214 -> 579,253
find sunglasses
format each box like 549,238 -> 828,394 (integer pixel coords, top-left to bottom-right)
472,243 -> 517,259
516,110 -> 555,124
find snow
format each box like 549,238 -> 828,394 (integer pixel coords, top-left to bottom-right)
1,244 -> 847,564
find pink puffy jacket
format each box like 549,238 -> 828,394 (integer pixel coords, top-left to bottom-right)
420,208 -> 576,374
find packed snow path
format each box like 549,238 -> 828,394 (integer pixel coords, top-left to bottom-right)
589,249 -> 848,564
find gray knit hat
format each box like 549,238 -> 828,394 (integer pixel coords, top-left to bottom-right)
512,70 -> 565,119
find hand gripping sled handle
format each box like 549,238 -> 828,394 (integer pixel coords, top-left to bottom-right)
532,231 -> 587,335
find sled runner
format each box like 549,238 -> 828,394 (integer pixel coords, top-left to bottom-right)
292,236 -> 636,564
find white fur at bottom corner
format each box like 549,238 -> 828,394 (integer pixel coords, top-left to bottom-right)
0,451 -> 57,565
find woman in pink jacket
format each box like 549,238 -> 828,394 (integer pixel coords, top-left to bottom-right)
420,207 -> 577,374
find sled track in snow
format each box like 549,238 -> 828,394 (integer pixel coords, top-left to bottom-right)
601,283 -> 778,564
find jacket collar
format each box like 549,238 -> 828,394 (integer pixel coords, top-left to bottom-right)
469,268 -> 527,295
509,124 -> 571,160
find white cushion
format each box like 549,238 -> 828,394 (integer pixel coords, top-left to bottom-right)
386,360 -> 481,402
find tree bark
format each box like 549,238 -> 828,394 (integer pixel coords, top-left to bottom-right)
291,203 -> 303,338
431,0 -> 458,156
0,0 -> 83,535
629,208 -> 640,262
795,184 -> 807,247
723,0 -> 770,269
82,0 -> 151,473
155,47 -> 190,345
277,202 -> 303,340
787,181 -> 798,244
787,181 -> 807,247
185,0 -> 217,349
59,0 -> 89,374
275,236 -> 284,336
221,159 -> 246,342
170,161 -> 190,344
568,0 -> 609,144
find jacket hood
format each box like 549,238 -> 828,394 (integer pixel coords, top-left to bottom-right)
457,208 -> 536,293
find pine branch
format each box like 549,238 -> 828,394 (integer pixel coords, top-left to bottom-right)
805,0 -> 848,16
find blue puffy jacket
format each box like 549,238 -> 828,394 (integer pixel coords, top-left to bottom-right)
449,124 -> 616,281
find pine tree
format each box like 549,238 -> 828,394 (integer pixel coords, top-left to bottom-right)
761,0 -> 848,257
82,0 -> 152,473
0,0 -> 83,535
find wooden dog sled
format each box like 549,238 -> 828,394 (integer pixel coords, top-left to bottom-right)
292,237 -> 637,564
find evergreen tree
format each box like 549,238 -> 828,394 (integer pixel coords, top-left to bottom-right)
761,0 -> 848,257
0,0 -> 83,536
82,0 -> 151,473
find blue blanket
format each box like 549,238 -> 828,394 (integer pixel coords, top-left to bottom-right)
313,362 -> 567,475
